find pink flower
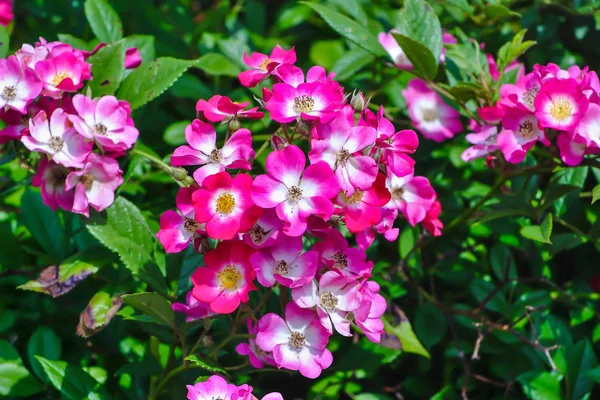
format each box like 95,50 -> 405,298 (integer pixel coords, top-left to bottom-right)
336,173 -> 391,234
402,78 -> 462,142
0,0 -> 13,27
235,319 -> 276,369
461,125 -> 500,162
69,94 -> 139,151
32,158 -> 75,211
534,78 -> 589,131
314,230 -> 372,279
22,109 -> 93,168
497,108 -> 547,164
0,56 -> 42,114
196,95 -> 264,123
384,169 -> 436,226
192,172 -> 262,240
256,302 -> 332,379
265,79 -> 343,123
356,208 -> 400,251
499,72 -> 542,112
355,281 -> 386,343
574,103 -> 600,148
422,200 -> 443,237
34,51 -> 92,98
292,271 -> 362,336
557,132 -> 587,166
157,187 -> 204,253
186,375 -> 247,400
378,31 -> 412,69
64,153 -> 124,217
0,108 -> 26,144
239,45 -> 296,88
250,234 -> 318,288
172,291 -> 216,322
242,208 -> 283,249
170,120 -> 254,185
251,145 -> 339,237
191,241 -> 257,314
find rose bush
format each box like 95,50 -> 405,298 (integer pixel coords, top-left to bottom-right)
1,0 -> 600,399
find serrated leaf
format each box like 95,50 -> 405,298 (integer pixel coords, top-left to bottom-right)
121,292 -> 175,328
300,2 -> 386,57
0,25 -> 10,59
592,183 -> 600,203
35,356 -> 109,400
521,214 -> 553,244
517,371 -> 562,400
331,47 -> 374,81
87,40 -> 126,96
195,53 -> 241,77
84,0 -> 123,43
27,327 -> 62,383
328,0 -> 367,25
185,355 -> 228,375
392,33 -> 438,80
117,57 -> 193,109
381,310 -> 430,359
77,287 -> 123,338
396,0 -> 443,62
0,340 -> 43,397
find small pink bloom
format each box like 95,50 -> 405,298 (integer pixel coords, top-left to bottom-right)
196,95 -> 264,123
574,103 -> 600,148
251,145 -> 339,237
292,271 -> 362,336
557,132 -> 587,166
69,94 -> 139,151
191,241 -> 257,314
422,200 -> 443,237
172,291 -> 216,322
32,158 -> 75,212
34,51 -> 92,98
170,120 -> 254,185
243,208 -> 283,249
534,78 -> 589,131
402,78 -> 462,142
356,208 -> 400,251
497,108 -> 547,164
239,45 -> 296,88
313,230 -> 372,279
250,234 -> 317,288
309,109 -> 378,194
478,105 -> 505,124
186,375 -> 247,400
336,173 -> 391,234
256,302 -> 332,379
0,0 -> 13,27
499,71 -> 542,112
355,281 -> 386,343
192,172 -> 262,240
0,55 -> 42,114
0,108 -> 26,144
235,319 -> 276,369
378,31 -> 412,69
461,125 -> 500,162
125,47 -> 142,69
157,187 -> 204,253
22,109 -> 93,168
384,169 -> 436,226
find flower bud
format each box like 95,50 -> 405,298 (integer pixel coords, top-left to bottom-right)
350,90 -> 368,112
271,134 -> 286,150
171,166 -> 189,181
227,118 -> 241,132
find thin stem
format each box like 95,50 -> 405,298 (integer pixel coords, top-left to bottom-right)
131,147 -> 172,172
208,334 -> 253,358
150,364 -> 200,400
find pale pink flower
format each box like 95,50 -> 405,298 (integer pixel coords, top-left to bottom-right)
157,187 -> 204,253
355,281 -> 386,343
574,103 -> 600,148
313,230 -> 372,279
170,119 -> 254,185
461,125 -> 500,162
250,234 -> 318,288
534,78 -> 589,131
32,158 -> 75,212
292,271 -> 362,336
557,132 -> 587,166
378,30 -> 412,69
256,302 -> 332,379
239,45 -> 296,88
235,319 -> 276,369
497,108 -> 547,164
251,145 -> 339,237
191,240 -> 257,314
0,55 -> 42,114
242,208 -> 283,249
22,109 -> 93,168
499,72 -> 542,112
34,51 -> 92,98
17,38 -> 81,69
69,94 -> 139,151
172,291 -> 216,322
186,375 -> 247,400
384,169 -> 436,226
196,95 -> 264,122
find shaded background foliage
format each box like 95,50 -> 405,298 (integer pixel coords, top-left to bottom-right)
1,0 -> 600,399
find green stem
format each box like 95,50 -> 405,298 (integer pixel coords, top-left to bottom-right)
208,334 -> 253,358
150,364 -> 200,400
131,147 -> 172,172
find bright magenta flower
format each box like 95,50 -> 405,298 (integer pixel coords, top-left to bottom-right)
238,44 -> 296,88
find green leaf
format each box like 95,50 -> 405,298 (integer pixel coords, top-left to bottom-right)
0,25 -> 10,59
84,0 -> 123,43
585,365 -> 600,383
35,356 -> 109,400
27,327 -> 62,383
392,33 -> 438,80
565,340 -> 597,400
592,183 -> 600,203
414,303 -> 446,347
0,340 -> 43,397
327,0 -> 368,25
77,287 -> 123,338
554,166 -> 589,215
330,47 -> 375,81
195,53 -> 241,77
117,57 -> 193,110
517,371 -> 562,400
123,35 -> 156,63
185,355 -> 228,375
382,312 -> 430,358
87,40 -> 126,96
121,292 -> 175,328
163,120 -> 190,146
300,2 -> 386,57
497,30 -> 536,73
396,0 -> 443,62
484,4 -> 521,21
20,189 -> 66,261
0,222 -> 21,269
521,214 -> 553,244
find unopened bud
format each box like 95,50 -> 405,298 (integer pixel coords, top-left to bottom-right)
171,167 -> 189,181
350,90 -> 369,112
227,118 -> 241,132
193,235 -> 211,255
202,335 -> 214,348
203,318 -> 212,331
271,134 -> 286,150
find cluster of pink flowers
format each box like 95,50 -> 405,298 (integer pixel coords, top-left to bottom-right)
162,45 -> 443,379
187,375 -> 282,400
0,38 -> 140,216
463,63 -> 600,166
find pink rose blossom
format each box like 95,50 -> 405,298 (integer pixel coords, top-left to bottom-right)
34,51 -> 92,98
172,291 -> 216,322
378,30 -> 412,69
497,108 -> 547,164
314,230 -> 372,279
0,108 -> 26,144
192,172 -> 262,240
574,103 -> 600,148
186,375 -> 248,400
32,158 -> 75,212
0,0 -> 13,27
461,125 -> 500,162
355,281 -> 386,343
170,119 -> 254,185
384,169 -> 436,226
499,72 -> 542,112
239,45 -> 296,88
64,153 -> 124,216
534,78 -> 589,131
292,271 -> 362,336
422,200 -> 443,237
22,109 -> 93,168
256,302 -> 332,379
0,55 -> 42,114
356,208 -> 400,251
69,94 -> 139,151
191,240 -> 257,314
251,145 -> 339,236
250,234 -> 318,288
235,319 -> 276,369
196,95 -> 264,122
402,78 -> 462,142
557,132 -> 587,166
242,208 -> 283,249
157,187 -> 204,253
